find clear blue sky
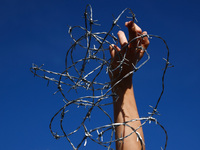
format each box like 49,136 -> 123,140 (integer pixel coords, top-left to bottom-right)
1,0 -> 199,150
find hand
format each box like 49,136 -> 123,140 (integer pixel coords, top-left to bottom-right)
109,21 -> 150,82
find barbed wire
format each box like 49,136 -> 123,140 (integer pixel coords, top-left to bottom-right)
30,4 -> 173,150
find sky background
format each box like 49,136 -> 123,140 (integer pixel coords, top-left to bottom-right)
1,0 -> 200,150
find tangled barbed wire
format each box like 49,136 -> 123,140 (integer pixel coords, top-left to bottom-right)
30,4 -> 173,150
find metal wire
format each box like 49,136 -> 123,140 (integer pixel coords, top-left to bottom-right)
30,4 -> 173,150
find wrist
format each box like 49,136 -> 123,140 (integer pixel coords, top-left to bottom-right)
111,75 -> 133,94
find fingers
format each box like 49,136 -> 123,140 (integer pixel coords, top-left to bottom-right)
141,31 -> 150,50
117,30 -> 128,48
125,21 -> 150,58
109,44 -> 121,69
137,31 -> 150,60
110,22 -> 150,62
125,21 -> 142,48
109,44 -> 121,58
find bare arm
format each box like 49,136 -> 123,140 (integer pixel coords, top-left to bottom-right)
109,21 -> 149,150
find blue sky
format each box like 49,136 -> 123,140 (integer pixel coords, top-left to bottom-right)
1,0 -> 200,150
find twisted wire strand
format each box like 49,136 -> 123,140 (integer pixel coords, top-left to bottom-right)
30,4 -> 172,150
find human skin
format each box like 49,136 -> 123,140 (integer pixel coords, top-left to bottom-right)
109,21 -> 150,150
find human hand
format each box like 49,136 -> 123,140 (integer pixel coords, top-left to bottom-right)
109,21 -> 150,81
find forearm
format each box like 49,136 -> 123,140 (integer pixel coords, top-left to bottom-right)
113,77 -> 145,150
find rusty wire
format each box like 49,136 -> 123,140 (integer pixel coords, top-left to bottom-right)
30,4 -> 172,150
